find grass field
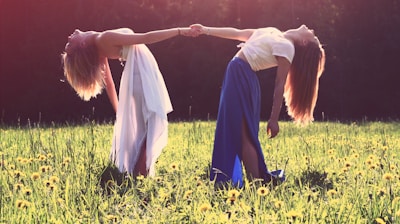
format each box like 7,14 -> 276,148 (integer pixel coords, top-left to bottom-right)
1,121 -> 399,223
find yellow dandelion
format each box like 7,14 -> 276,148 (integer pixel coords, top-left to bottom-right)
342,167 -> 349,173
47,153 -> 53,158
44,180 -> 51,187
354,170 -> 364,177
365,158 -> 373,165
39,166 -> 48,173
38,154 -> 47,161
63,157 -> 71,163
57,198 -> 64,205
257,187 -> 269,196
21,158 -> 29,164
198,203 -> 212,212
327,189 -> 338,197
327,149 -> 334,154
381,146 -> 388,151
20,200 -> 31,209
31,172 -> 40,181
155,176 -> 163,183
227,189 -> 240,198
369,164 -> 376,170
24,188 -> 32,196
390,165 -> 396,171
377,188 -> 385,197
197,180 -> 203,186
184,190 -> 193,199
105,215 -> 118,222
226,196 -> 237,205
169,163 -> 178,171
375,218 -> 385,224
16,199 -> 24,208
383,173 -> 394,181
345,162 -> 352,168
13,170 -> 24,178
286,210 -> 303,219
17,157 -> 23,162
49,176 -> 59,183
239,202 -> 251,212
14,183 -> 24,191
49,184 -> 57,191
368,154 -> 376,160
352,153 -> 359,159
8,164 -> 15,170
274,200 -> 284,209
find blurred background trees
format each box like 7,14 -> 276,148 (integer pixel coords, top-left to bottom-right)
1,0 -> 399,124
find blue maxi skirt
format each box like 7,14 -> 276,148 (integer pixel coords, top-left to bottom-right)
210,57 -> 269,187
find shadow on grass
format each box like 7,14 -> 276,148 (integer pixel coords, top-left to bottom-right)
98,163 -> 130,195
295,168 -> 334,191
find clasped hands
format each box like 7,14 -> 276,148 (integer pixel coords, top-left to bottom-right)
179,24 -> 206,37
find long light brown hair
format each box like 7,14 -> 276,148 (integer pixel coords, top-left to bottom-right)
284,41 -> 325,125
61,41 -> 104,101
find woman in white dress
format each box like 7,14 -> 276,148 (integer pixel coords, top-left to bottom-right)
62,27 -> 198,177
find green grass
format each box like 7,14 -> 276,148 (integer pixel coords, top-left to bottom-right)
1,121 -> 399,223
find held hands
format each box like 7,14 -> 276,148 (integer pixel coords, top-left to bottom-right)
267,120 -> 280,138
179,24 -> 206,37
179,27 -> 201,37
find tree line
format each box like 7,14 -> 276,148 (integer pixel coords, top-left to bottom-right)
1,0 -> 399,125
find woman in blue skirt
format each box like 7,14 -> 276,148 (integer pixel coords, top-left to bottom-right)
191,24 -> 326,187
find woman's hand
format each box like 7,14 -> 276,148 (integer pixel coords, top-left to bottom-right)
179,27 -> 201,37
267,119 -> 280,138
190,24 -> 206,35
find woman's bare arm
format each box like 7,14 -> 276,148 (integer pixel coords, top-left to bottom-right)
267,56 -> 291,138
190,24 -> 255,41
103,58 -> 118,113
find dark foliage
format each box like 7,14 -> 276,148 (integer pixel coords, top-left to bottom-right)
1,0 -> 399,125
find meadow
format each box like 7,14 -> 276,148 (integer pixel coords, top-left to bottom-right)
0,121 -> 399,223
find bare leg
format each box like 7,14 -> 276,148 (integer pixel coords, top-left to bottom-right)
133,141 -> 148,177
241,119 -> 262,180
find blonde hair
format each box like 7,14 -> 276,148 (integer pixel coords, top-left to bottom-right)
61,42 -> 104,101
284,41 -> 325,125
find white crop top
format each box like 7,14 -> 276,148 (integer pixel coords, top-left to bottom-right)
239,27 -> 295,71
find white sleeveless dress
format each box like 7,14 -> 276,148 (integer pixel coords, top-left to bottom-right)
110,44 -> 172,176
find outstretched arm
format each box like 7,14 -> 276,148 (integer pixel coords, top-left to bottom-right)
190,24 -> 255,41
97,27 -> 199,47
103,58 -> 118,113
267,56 -> 290,138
